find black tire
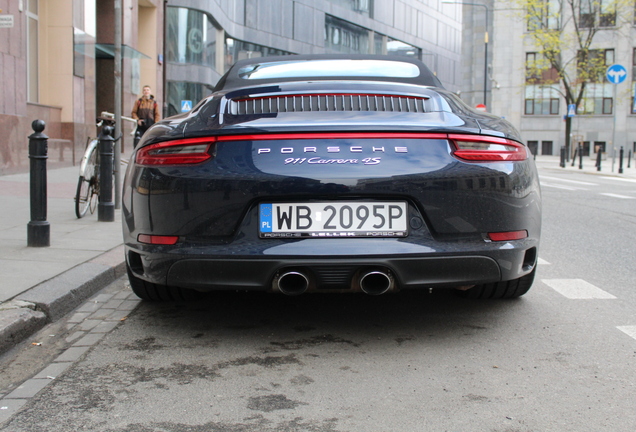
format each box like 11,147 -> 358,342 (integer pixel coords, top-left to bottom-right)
75,175 -> 96,218
75,144 -> 98,218
457,267 -> 536,299
126,265 -> 203,301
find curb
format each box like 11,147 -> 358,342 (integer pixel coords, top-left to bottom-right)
0,246 -> 126,355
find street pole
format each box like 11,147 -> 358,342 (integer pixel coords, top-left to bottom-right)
114,0 -> 122,209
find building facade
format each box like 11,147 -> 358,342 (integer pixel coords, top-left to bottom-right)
458,0 -> 636,160
1,0 -> 463,175
163,0 -> 463,117
0,0 -> 163,175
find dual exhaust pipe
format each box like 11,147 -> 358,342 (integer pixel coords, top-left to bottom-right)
275,269 -> 394,296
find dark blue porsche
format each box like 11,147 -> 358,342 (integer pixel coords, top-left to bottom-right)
122,54 -> 541,300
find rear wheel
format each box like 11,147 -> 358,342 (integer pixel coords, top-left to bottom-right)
457,267 -> 536,299
74,176 -> 95,218
75,143 -> 98,218
126,265 -> 203,301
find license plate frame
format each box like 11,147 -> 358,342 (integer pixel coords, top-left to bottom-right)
259,201 -> 408,238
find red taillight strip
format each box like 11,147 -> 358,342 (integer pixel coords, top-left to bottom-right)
135,133 -> 527,165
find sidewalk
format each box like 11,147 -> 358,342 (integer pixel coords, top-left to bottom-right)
533,153 -> 636,179
0,165 -> 127,354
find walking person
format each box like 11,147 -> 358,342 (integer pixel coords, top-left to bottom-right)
131,85 -> 160,148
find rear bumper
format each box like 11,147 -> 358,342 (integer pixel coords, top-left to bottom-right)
125,244 -> 538,293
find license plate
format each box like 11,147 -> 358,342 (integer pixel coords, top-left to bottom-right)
259,202 -> 408,238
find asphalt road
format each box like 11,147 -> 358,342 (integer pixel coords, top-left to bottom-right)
1,167 -> 635,432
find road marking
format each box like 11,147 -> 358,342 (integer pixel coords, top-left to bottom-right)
540,182 -> 581,191
539,176 -> 598,186
617,326 -> 636,341
599,193 -> 634,199
542,279 -> 616,299
538,258 -> 550,265
600,176 -> 636,183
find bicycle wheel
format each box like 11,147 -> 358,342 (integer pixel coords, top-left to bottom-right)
75,145 -> 98,218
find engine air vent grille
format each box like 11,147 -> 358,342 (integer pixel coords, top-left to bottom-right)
227,94 -> 429,115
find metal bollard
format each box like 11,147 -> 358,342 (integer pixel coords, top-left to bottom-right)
618,146 -> 624,174
27,120 -> 50,247
97,125 -> 115,222
578,144 -> 583,169
628,151 -> 632,168
559,146 -> 566,168
596,148 -> 602,171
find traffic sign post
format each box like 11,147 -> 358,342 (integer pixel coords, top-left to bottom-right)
606,64 -> 626,173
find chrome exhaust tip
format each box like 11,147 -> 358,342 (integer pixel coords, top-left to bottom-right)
359,270 -> 393,296
277,271 -> 309,296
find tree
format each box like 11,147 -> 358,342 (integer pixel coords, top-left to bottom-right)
520,0 -> 631,157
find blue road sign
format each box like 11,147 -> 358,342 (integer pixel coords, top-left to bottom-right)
567,104 -> 576,117
606,64 -> 627,84
181,100 -> 193,112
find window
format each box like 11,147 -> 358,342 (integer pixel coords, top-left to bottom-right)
387,38 -> 421,59
525,52 -> 558,84
541,141 -> 553,155
579,0 -> 594,28
524,53 -> 560,115
325,0 -> 373,17
166,7 -> 218,69
225,38 -> 293,72
579,0 -> 616,28
237,59 -> 420,80
26,0 -> 39,102
324,15 -> 370,54
594,141 -> 606,153
166,81 -> 214,117
527,0 -> 560,30
579,84 -> 613,114
578,49 -> 614,114
527,140 -> 539,156
599,0 -> 616,27
578,49 -> 613,83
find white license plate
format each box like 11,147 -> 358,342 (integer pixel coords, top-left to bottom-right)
259,202 -> 408,238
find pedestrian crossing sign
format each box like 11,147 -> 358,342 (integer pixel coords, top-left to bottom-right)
567,104 -> 576,117
181,100 -> 193,112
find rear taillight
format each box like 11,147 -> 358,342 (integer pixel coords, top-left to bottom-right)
137,234 -> 179,245
487,230 -> 528,242
450,135 -> 528,162
136,137 -> 214,166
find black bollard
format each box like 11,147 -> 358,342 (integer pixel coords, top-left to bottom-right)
98,125 -> 115,222
27,120 -> 50,247
560,146 -> 566,168
618,146 -> 624,174
628,151 -> 632,168
578,144 -> 583,170
596,147 -> 602,171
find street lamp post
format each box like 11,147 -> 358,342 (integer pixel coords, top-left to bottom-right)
443,1 -> 489,108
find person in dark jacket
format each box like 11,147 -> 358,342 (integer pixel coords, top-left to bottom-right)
131,85 -> 161,147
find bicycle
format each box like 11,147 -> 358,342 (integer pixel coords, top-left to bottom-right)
74,112 -> 135,218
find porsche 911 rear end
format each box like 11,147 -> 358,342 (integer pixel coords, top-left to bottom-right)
122,55 -> 541,301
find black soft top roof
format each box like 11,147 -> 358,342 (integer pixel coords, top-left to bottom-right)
214,54 -> 444,92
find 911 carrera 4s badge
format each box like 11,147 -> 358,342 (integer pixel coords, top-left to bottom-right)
259,202 -> 408,238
